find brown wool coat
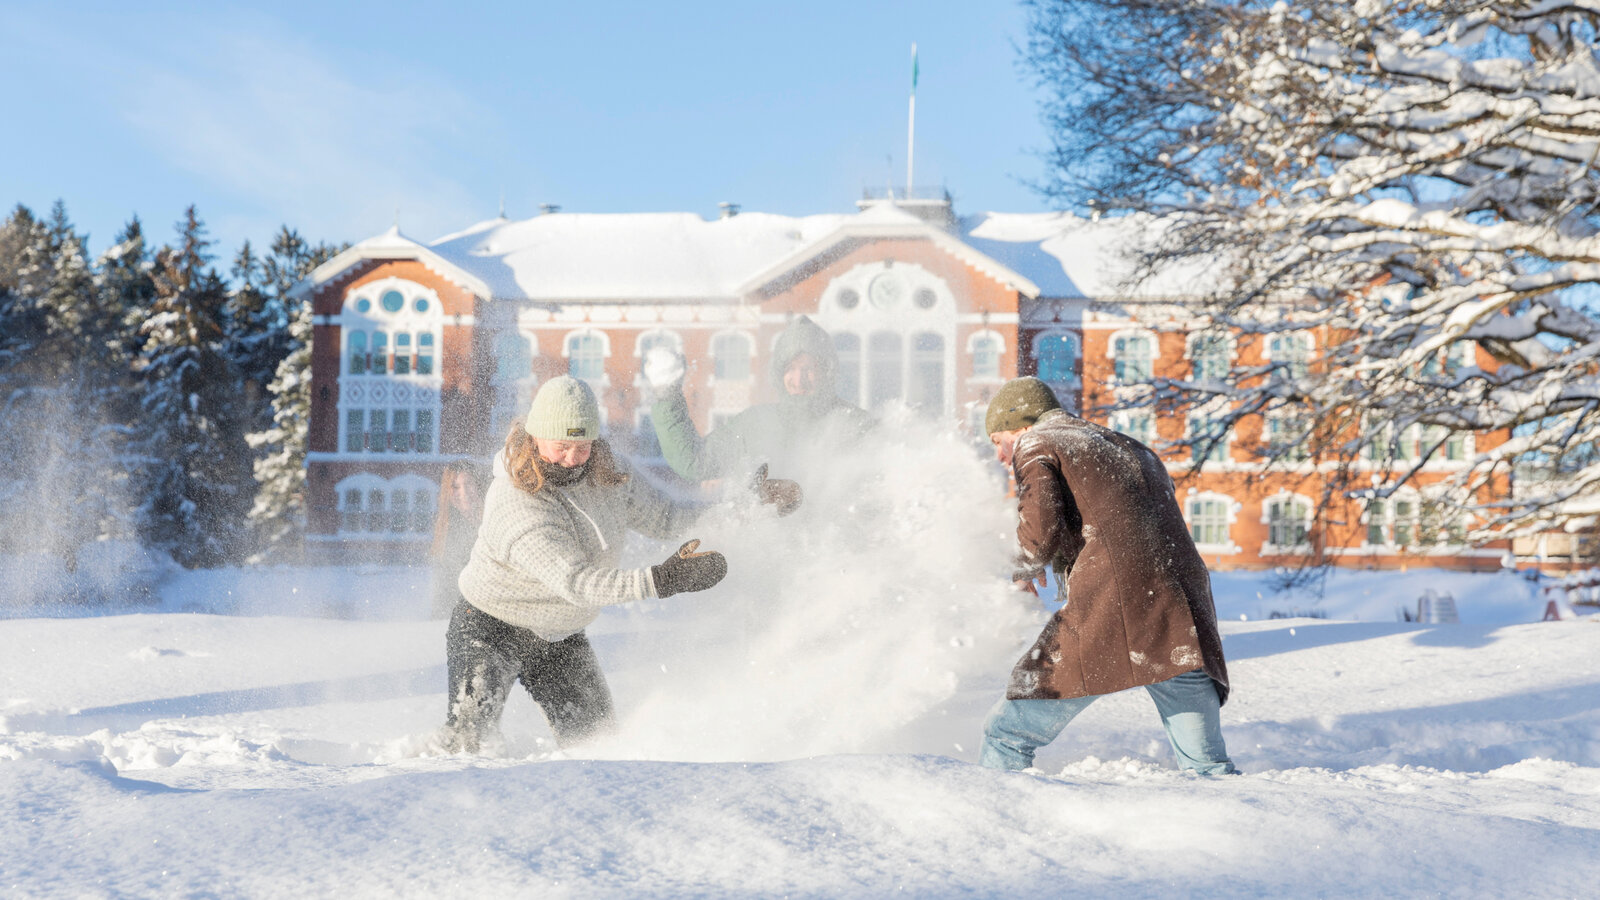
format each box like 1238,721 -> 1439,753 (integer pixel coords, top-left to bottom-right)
1006,409 -> 1229,704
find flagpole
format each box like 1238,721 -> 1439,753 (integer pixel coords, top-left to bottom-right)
907,43 -> 917,199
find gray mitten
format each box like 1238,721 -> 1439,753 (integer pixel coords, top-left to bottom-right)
651,539 -> 729,598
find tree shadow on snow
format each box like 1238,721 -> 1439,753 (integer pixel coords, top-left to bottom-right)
16,665 -> 446,736
1222,622 -> 1506,661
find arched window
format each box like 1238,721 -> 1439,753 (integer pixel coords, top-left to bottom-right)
1265,412 -> 1311,462
336,475 -> 438,537
347,331 -> 368,375
834,333 -> 861,405
1112,331 -> 1155,382
1188,332 -> 1231,382
1268,331 -> 1312,380
341,488 -> 363,533
867,332 -> 904,410
636,329 -> 682,359
366,488 -> 387,533
394,332 -> 412,375
1112,411 -> 1154,447
1186,494 -> 1232,548
1035,332 -> 1078,383
1365,497 -> 1389,546
907,332 -> 944,414
970,332 -> 1002,380
339,279 -> 443,459
1187,409 -> 1230,464
417,333 -> 435,376
712,332 -> 753,381
371,331 -> 389,376
1265,494 -> 1312,550
565,331 -> 607,381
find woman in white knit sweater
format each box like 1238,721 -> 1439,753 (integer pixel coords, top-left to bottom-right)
444,376 -> 789,752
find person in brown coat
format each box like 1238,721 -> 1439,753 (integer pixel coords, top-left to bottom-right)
978,377 -> 1236,774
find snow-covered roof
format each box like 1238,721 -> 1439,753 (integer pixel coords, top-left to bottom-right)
293,225 -> 492,300
960,211 -> 1212,300
429,211 -> 855,302
302,205 -> 1207,304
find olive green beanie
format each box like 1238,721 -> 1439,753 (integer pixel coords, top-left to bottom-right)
524,375 -> 601,440
985,376 -> 1061,435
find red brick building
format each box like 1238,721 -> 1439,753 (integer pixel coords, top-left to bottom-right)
296,195 -> 1508,569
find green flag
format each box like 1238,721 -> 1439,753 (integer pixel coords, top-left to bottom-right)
911,43 -> 919,95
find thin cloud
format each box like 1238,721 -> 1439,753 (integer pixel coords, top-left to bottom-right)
112,16 -> 497,244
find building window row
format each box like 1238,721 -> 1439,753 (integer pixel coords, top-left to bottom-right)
347,330 -> 436,376
558,329 -> 755,383
834,330 -> 955,414
336,475 -> 438,536
1365,496 -> 1468,549
1184,492 -> 1314,554
344,408 -> 437,454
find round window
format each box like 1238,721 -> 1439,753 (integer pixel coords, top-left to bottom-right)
356,298 -> 372,313
414,298 -> 430,313
381,290 -> 405,313
913,287 -> 937,310
837,288 -> 860,310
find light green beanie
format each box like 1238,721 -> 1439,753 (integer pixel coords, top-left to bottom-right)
985,376 -> 1062,435
525,375 -> 601,440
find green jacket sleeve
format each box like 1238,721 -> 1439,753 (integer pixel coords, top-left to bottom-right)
651,390 -> 742,482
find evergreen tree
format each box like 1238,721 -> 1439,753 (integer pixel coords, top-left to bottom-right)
0,203 -> 129,572
224,239 -> 284,437
246,228 -> 343,561
130,207 -> 254,568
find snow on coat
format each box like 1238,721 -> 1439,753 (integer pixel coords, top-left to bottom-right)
457,458 -> 703,640
1007,409 -> 1230,704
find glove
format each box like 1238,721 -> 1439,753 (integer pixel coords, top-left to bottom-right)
642,346 -> 687,401
651,539 -> 728,598
750,463 -> 802,517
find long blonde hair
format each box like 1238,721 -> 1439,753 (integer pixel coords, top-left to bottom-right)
503,425 -> 628,495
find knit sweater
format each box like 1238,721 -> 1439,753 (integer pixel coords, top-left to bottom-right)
457,459 -> 704,639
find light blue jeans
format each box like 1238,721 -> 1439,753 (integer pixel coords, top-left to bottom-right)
980,668 -> 1236,774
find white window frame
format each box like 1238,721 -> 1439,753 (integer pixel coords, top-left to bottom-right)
337,278 -> 444,459
1185,491 -> 1238,554
1260,491 -> 1313,555
1185,331 -> 1234,382
1032,330 -> 1081,385
1111,410 -> 1155,447
334,473 -> 438,539
710,330 -> 755,382
564,329 -> 612,386
1264,330 -> 1314,381
1108,327 -> 1158,383
967,329 -> 1006,382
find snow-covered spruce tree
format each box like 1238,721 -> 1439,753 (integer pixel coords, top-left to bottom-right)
130,207 -> 254,568
0,205 -> 52,558
0,203 -> 131,572
1025,0 -> 1600,547
245,228 -> 343,561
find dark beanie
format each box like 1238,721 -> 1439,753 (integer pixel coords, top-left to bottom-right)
985,377 -> 1062,434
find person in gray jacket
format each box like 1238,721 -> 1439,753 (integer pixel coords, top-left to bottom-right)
444,375 -> 771,753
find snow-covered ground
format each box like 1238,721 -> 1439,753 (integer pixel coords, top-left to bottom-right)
4,420 -> 1597,897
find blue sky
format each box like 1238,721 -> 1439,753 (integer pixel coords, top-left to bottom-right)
1,1 -> 1056,260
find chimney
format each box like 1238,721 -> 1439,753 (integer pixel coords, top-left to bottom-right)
718,202 -> 741,219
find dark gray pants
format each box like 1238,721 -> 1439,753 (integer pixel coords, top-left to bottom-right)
444,599 -> 615,750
